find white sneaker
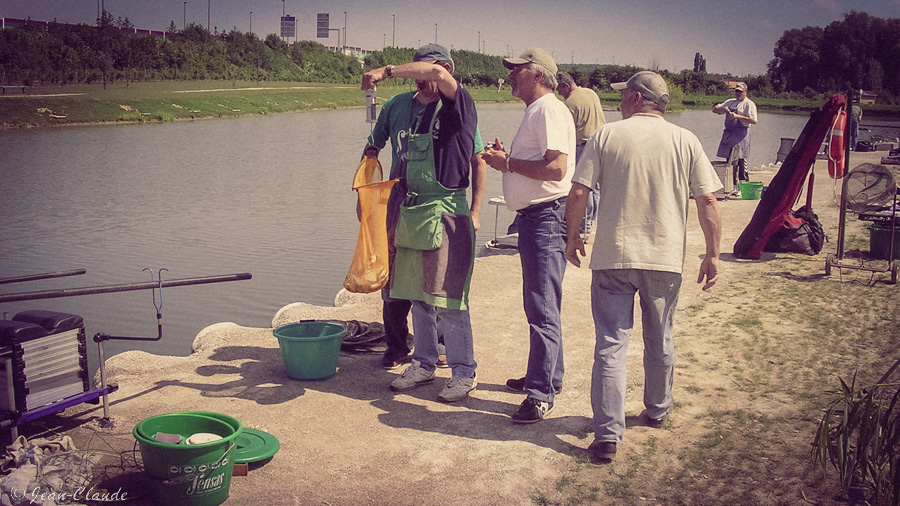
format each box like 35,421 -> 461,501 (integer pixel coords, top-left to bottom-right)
437,373 -> 477,402
390,360 -> 435,391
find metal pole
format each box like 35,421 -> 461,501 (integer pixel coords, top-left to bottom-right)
0,269 -> 86,286
343,11 -> 347,51
249,11 -> 252,36
183,2 -> 187,30
208,0 -> 210,31
0,273 -> 252,303
392,14 -> 395,47
434,23 -> 437,44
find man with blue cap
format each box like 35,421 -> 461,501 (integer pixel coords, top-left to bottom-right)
361,44 -> 484,402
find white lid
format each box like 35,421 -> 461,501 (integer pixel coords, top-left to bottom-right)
186,432 -> 223,445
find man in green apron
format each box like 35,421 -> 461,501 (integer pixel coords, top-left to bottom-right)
361,44 -> 480,402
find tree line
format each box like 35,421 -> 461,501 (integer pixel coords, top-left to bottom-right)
768,11 -> 900,101
1,10 -> 897,103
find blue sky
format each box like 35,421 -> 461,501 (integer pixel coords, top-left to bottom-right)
3,0 -> 899,75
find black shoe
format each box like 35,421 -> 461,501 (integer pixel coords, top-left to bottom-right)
511,397 -> 553,424
588,440 -> 616,464
381,352 -> 412,370
641,411 -> 668,429
505,376 -> 562,394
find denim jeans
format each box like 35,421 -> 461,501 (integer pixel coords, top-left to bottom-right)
590,269 -> 681,442
410,300 -> 476,378
517,198 -> 567,403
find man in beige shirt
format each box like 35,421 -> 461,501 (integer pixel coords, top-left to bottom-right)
557,72 -> 606,232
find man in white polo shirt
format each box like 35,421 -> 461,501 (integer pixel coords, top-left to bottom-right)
483,48 -> 575,424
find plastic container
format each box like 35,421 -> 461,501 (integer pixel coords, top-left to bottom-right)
273,321 -> 346,380
867,223 -> 900,260
133,412 -> 243,506
739,181 -> 764,200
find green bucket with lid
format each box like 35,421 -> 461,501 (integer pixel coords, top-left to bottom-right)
133,412 -> 243,506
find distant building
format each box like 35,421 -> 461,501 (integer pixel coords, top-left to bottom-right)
859,90 -> 877,105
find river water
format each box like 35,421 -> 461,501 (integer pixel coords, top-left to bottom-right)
0,100 -> 891,374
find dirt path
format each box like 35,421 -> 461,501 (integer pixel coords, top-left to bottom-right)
22,151 -> 899,505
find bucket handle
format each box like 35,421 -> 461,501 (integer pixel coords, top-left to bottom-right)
144,441 -> 236,487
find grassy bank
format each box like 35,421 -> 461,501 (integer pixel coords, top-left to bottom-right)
0,81 -> 520,129
2,81 -> 897,129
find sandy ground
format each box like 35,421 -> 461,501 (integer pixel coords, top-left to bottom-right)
14,149 -> 900,505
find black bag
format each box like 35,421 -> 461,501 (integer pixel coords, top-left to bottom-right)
855,140 -> 874,152
764,205 -> 826,255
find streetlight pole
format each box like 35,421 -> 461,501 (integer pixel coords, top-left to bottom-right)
434,23 -> 437,44
207,0 -> 210,31
183,2 -> 187,31
249,11 -> 252,36
478,31 -> 480,53
392,14 -> 395,47
343,11 -> 347,52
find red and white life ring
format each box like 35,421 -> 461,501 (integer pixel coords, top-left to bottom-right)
828,110 -> 846,178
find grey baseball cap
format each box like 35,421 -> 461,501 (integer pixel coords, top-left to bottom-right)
414,43 -> 454,73
611,71 -> 670,110
503,48 -> 558,76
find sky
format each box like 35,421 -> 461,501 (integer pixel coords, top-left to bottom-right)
3,0 -> 900,76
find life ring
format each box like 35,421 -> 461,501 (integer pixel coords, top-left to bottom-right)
828,110 -> 846,178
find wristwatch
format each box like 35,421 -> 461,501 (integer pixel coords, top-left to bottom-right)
386,65 -> 394,78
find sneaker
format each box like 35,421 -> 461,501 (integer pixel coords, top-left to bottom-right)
588,440 -> 616,463
505,376 -> 562,394
641,411 -> 668,429
382,352 -> 412,370
437,373 -> 477,402
390,360 -> 435,391
511,397 -> 553,424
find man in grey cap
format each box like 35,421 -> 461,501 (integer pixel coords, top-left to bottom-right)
361,43 -> 485,402
713,82 -> 757,187
483,48 -> 575,424
564,70 -> 722,463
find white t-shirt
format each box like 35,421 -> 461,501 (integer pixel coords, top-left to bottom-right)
573,113 -> 722,273
715,97 -> 758,126
503,93 -> 576,211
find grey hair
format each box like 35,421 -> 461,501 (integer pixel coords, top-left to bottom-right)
556,71 -> 575,87
643,98 -> 666,113
528,63 -> 558,90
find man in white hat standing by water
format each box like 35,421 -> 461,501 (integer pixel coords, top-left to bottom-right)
713,82 -> 757,188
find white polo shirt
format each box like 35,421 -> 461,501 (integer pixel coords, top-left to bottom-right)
503,93 -> 576,211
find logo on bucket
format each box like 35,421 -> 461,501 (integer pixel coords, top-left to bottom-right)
167,457 -> 229,496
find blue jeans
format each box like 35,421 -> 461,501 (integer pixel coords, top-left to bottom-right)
590,269 -> 681,443
517,198 -> 567,403
410,300 -> 476,378
583,186 -> 600,231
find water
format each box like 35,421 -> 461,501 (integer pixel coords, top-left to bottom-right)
1,102 -> 886,375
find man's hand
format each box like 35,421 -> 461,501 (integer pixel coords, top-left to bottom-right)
565,236 -> 586,267
483,138 -> 509,173
697,256 -> 719,291
361,68 -> 388,90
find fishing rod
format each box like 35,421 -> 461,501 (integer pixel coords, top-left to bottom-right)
0,268 -> 86,286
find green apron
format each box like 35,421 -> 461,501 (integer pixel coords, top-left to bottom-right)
389,102 -> 475,310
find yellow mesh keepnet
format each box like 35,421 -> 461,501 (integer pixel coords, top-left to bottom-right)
344,156 -> 397,293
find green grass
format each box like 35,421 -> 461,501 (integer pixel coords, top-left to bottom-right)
10,80 -> 898,129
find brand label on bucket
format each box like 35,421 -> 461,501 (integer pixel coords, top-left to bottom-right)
167,457 -> 229,497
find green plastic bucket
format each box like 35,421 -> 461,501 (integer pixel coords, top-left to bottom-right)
739,181 -> 764,200
867,223 -> 900,260
273,321 -> 346,380
133,412 -> 243,506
